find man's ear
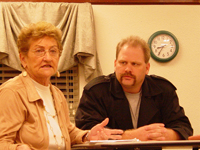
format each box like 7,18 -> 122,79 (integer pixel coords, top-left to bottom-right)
19,53 -> 27,68
114,59 -> 117,72
146,62 -> 150,75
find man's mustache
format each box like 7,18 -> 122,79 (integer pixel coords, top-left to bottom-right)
121,73 -> 136,79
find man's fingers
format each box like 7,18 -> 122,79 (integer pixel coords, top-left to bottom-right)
104,128 -> 123,135
99,118 -> 109,127
145,123 -> 165,131
147,128 -> 167,141
107,135 -> 123,140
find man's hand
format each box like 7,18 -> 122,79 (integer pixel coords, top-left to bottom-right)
86,118 -> 124,141
188,135 -> 200,140
122,123 -> 181,141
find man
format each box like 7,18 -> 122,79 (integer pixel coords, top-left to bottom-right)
75,36 -> 193,141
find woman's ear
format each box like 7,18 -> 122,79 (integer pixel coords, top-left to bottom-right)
19,53 -> 27,69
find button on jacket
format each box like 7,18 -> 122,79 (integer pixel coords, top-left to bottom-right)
75,73 -> 193,140
0,74 -> 87,150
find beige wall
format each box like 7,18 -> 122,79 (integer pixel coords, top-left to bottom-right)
80,5 -> 200,138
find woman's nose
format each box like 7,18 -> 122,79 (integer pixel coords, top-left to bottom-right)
43,51 -> 53,60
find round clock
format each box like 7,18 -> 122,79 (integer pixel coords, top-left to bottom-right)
148,30 -> 179,62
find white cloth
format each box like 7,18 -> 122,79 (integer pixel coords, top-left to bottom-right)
0,2 -> 102,81
32,79 -> 65,150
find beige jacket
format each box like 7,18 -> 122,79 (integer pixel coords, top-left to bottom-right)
0,74 -> 87,150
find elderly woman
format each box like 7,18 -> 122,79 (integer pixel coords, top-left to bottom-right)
0,22 -> 123,150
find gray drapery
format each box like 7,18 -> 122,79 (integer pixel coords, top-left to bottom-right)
0,2 -> 102,81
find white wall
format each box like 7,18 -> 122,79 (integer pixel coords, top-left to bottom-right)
80,5 -> 200,137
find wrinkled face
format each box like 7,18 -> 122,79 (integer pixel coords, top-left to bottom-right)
114,45 -> 150,93
20,36 -> 60,86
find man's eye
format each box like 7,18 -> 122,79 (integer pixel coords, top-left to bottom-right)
121,62 -> 127,65
132,63 -> 138,66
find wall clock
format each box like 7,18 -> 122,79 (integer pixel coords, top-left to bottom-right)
148,30 -> 179,62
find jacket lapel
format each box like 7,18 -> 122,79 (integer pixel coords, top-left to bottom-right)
113,97 -> 133,130
137,96 -> 159,127
111,75 -> 133,130
138,75 -> 162,127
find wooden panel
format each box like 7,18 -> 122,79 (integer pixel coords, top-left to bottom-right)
0,0 -> 199,5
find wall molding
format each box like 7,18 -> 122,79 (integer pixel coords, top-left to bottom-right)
0,0 -> 199,5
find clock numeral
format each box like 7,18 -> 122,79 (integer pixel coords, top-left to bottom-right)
170,40 -> 174,45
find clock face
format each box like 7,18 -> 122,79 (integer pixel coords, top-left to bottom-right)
148,31 -> 179,62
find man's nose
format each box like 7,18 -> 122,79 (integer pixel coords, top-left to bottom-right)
125,64 -> 132,72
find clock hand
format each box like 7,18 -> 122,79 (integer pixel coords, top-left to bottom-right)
158,47 -> 164,56
157,44 -> 166,48
157,45 -> 167,56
